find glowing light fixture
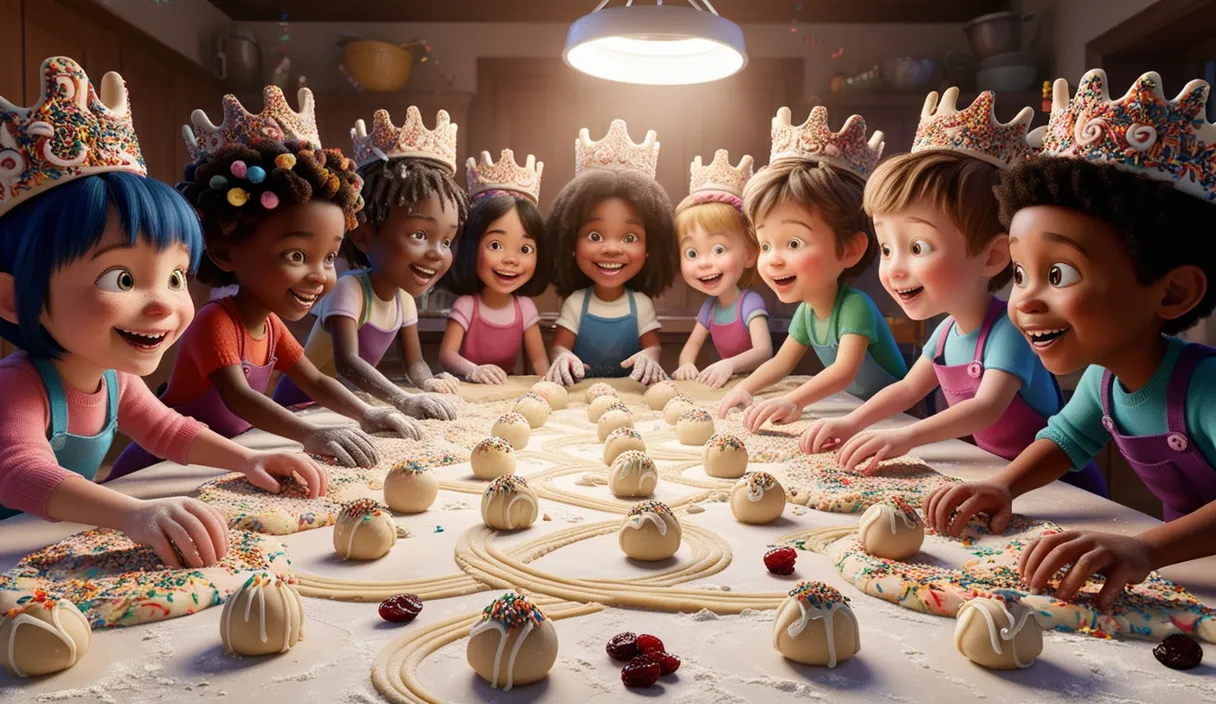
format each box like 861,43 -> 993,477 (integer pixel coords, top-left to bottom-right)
563,0 -> 748,85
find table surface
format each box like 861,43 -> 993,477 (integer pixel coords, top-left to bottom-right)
1,378 -> 1213,704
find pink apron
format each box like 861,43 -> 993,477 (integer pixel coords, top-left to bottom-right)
460,296 -> 524,372
708,294 -> 755,360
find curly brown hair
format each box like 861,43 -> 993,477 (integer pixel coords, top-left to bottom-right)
180,138 -> 364,286
546,169 -> 677,298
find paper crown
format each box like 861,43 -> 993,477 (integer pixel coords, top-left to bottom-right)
677,149 -> 753,212
1032,69 -> 1216,202
911,88 -> 1035,168
0,56 -> 145,218
770,106 -> 885,178
183,86 -> 320,163
574,119 -> 659,179
467,149 -> 544,203
351,106 -> 458,173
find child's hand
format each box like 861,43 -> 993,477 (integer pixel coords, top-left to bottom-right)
545,352 -> 585,386
394,393 -> 457,421
422,373 -> 460,395
673,363 -> 699,381
240,451 -> 329,498
303,426 -> 378,468
835,428 -> 914,475
744,395 -> 802,432
466,364 -> 508,385
697,360 -> 734,388
924,480 -> 1013,536
799,416 -> 859,454
121,498 -> 231,569
361,406 -> 422,440
622,353 -> 667,386
717,387 -> 753,418
1018,530 -> 1152,610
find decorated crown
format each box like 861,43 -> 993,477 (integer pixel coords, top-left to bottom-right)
770,106 -> 885,178
0,56 -> 145,218
467,149 -> 543,203
911,88 -> 1035,168
1031,69 -> 1216,202
677,149 -> 754,212
183,86 -> 320,164
351,106 -> 458,173
574,119 -> 659,179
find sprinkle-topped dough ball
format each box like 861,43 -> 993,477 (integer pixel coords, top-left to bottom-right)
467,592 -> 558,691
471,437 -> 517,480
644,380 -> 680,410
584,382 -> 619,405
586,395 -> 622,423
491,412 -> 531,450
597,408 -> 634,442
773,581 -> 860,668
481,475 -> 539,530
383,460 -> 439,514
333,499 -> 397,560
0,589 -> 90,678
955,598 -> 1042,669
730,472 -> 785,524
530,381 -> 568,410
859,497 -> 924,560
663,393 -> 695,425
513,392 -> 551,429
676,408 -> 715,446
608,450 -> 658,498
602,426 -> 646,465
618,501 -> 681,561
703,433 -> 749,479
220,573 -> 304,656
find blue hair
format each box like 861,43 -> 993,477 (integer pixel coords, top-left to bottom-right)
0,172 -> 203,358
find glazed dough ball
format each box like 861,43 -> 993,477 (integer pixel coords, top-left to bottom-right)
220,573 -> 304,656
730,472 -> 786,524
772,581 -> 860,668
858,497 -> 924,560
663,394 -> 695,425
468,593 -> 558,691
597,408 -> 634,442
471,437 -> 517,480
383,460 -> 439,514
481,475 -> 539,530
333,499 -> 397,560
530,381 -> 568,410
644,380 -> 680,411
703,433 -> 748,479
0,590 -> 90,678
513,392 -> 551,429
608,450 -> 658,498
676,408 -> 716,446
955,598 -> 1043,669
491,412 -> 531,450
584,382 -> 619,405
587,395 -> 622,423
618,501 -> 681,561
602,426 -> 646,465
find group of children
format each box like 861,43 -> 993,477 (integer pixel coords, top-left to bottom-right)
0,56 -> 1213,609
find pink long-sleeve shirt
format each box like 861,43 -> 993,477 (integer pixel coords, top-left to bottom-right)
0,352 -> 206,518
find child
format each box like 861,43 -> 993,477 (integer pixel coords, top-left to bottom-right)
543,120 -> 678,386
0,57 -> 324,567
438,149 -> 550,383
272,107 -> 466,416
718,107 -> 907,429
110,86 -> 419,479
672,150 -> 773,388
925,70 -> 1216,609
802,89 -> 1108,495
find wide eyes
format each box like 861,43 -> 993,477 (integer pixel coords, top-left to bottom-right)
96,267 -> 135,292
1012,262 -> 1082,288
623,233 -> 638,244
712,244 -> 726,256
284,249 -> 306,264
1013,264 -> 1027,288
520,243 -> 534,255
488,240 -> 503,251
586,231 -> 603,243
169,270 -> 187,291
684,248 -> 698,260
760,243 -> 772,253
911,239 -> 934,256
879,243 -> 892,258
410,231 -> 427,241
786,237 -> 805,250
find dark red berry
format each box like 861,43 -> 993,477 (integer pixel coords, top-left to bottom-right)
764,547 -> 797,575
378,593 -> 423,623
636,633 -> 665,654
621,654 -> 661,687
658,652 -> 681,675
606,631 -> 639,661
1154,633 -> 1203,670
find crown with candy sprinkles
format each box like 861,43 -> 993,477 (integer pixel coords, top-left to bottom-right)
184,86 -> 320,163
678,149 -> 754,213
0,56 -> 145,218
769,106 -> 885,178
911,88 -> 1035,169
574,119 -> 660,179
1034,69 -> 1216,202
351,106 -> 458,173
467,149 -> 544,203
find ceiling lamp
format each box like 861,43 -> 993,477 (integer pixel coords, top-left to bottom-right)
563,0 -> 748,85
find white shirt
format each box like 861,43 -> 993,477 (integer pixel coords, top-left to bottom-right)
555,288 -> 660,337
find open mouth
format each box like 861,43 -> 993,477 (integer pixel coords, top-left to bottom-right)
492,269 -> 521,283
697,273 -> 723,286
410,264 -> 438,284
289,289 -> 320,308
115,327 -> 168,351
595,261 -> 626,275
1025,326 -> 1070,349
894,285 -> 924,302
770,274 -> 796,289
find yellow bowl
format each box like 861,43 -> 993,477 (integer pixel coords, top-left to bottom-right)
343,40 -> 414,92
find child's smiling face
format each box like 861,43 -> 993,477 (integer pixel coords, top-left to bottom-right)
576,197 -> 647,292
754,200 -> 859,304
362,192 -> 460,297
680,222 -> 754,298
476,207 -> 537,296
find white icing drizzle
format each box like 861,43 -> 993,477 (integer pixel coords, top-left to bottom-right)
222,576 -> 303,654
859,502 -> 918,537
503,620 -> 535,691
502,491 -> 538,529
772,596 -> 857,668
625,511 -> 668,536
955,600 -> 1036,669
745,482 -> 766,502
3,600 -> 85,677
470,617 -> 535,691
344,516 -> 363,560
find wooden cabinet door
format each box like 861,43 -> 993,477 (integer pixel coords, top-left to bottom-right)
23,0 -> 120,104
0,0 -> 20,101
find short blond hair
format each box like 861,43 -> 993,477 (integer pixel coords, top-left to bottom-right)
675,200 -> 758,287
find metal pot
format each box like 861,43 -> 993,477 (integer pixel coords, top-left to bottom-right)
964,11 -> 1032,60
215,32 -> 263,92
879,57 -> 937,93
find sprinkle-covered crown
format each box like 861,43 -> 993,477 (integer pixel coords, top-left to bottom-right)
184,86 -> 320,164
574,119 -> 659,179
678,149 -> 754,212
1032,69 -> 1216,202
467,149 -> 543,203
911,88 -> 1035,169
351,106 -> 458,173
0,56 -> 145,218
770,106 -> 885,178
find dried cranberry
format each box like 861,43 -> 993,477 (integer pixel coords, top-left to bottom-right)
606,631 -> 639,661
621,654 -> 661,687
636,633 -> 665,655
1153,633 -> 1203,670
658,652 -> 681,675
378,594 -> 422,623
764,547 -> 797,575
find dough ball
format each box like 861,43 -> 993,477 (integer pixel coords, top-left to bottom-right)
597,409 -> 634,442
467,592 -> 557,690
858,497 -> 924,561
772,581 -> 860,668
602,426 -> 646,465
530,381 -> 568,410
587,395 -> 623,423
383,460 -> 439,514
513,392 -> 551,429
676,408 -> 716,446
471,437 -> 517,480
618,501 -> 681,561
644,380 -> 680,410
955,598 -> 1042,669
0,590 -> 90,677
663,394 -> 695,425
333,499 -> 397,560
220,573 -> 304,656
584,382 -> 619,405
481,475 -> 539,530
703,433 -> 748,479
608,450 -> 658,498
730,472 -> 785,524
491,412 -> 531,450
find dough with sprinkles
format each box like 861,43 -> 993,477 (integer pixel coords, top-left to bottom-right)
467,592 -> 557,691
587,395 -> 623,423
954,598 -> 1042,669
618,501 -> 681,561
530,381 -> 569,410
597,408 -> 634,442
383,460 -> 439,514
703,433 -> 748,479
471,437 -> 517,480
644,380 -> 680,410
663,394 -> 695,426
676,408 -> 716,446
773,582 -> 860,668
481,476 -> 539,530
607,450 -> 658,498
0,589 -> 90,677
332,500 -> 397,560
583,383 -> 619,405
219,573 -> 304,656
491,412 -> 531,450
602,426 -> 646,465
858,497 -> 923,560
513,393 -> 551,429
730,472 -> 785,524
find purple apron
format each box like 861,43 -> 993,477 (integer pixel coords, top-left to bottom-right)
708,293 -> 755,360
1101,343 -> 1216,521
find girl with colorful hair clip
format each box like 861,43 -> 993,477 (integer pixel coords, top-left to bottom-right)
0,57 -> 325,568
437,150 -> 550,383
